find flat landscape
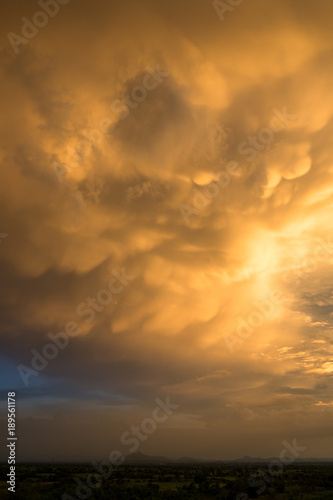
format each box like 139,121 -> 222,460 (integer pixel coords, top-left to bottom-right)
1,462 -> 333,499
2,2 -> 333,500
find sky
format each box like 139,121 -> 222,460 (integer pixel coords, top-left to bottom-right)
1,0 -> 333,462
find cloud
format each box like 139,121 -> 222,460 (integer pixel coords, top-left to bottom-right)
1,0 -> 333,460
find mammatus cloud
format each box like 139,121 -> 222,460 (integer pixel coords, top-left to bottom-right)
1,0 -> 333,461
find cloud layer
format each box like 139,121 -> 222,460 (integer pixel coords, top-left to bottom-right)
1,0 -> 333,460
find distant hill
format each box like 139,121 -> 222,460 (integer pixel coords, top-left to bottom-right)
232,456 -> 276,463
124,451 -> 170,464
232,456 -> 333,463
123,452 -> 333,465
175,456 -> 200,464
